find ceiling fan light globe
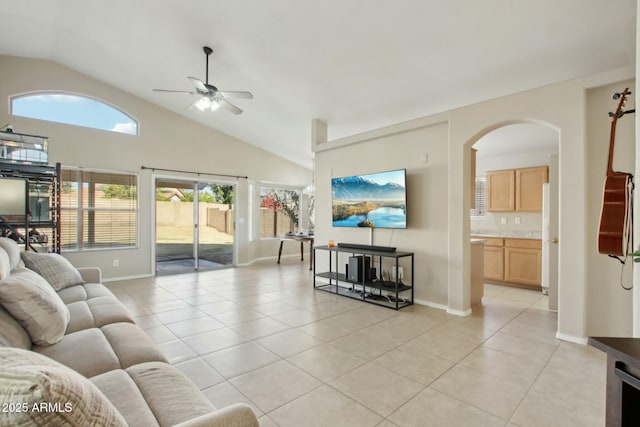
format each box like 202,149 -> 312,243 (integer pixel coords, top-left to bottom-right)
195,97 -> 211,111
211,101 -> 221,112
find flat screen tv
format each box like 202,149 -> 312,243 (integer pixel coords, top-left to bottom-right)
0,178 -> 28,217
332,169 -> 407,229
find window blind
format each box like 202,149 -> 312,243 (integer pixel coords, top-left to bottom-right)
471,177 -> 486,217
60,169 -> 137,251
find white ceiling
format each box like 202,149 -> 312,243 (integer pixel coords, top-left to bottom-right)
473,124 -> 559,158
0,0 -> 636,169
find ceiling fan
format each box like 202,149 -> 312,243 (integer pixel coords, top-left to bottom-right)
153,46 -> 253,115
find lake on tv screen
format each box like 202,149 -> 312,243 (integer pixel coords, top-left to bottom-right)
333,206 -> 406,228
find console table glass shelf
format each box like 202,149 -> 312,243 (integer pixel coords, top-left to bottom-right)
313,245 -> 414,310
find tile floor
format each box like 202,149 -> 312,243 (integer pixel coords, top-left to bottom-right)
107,259 -> 606,427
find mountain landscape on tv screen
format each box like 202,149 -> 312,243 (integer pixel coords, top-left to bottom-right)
331,174 -> 406,228
331,176 -> 405,201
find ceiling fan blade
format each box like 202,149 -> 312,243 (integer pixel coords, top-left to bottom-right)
188,76 -> 209,93
185,99 -> 199,111
153,89 -> 197,95
219,90 -> 254,99
218,99 -> 243,115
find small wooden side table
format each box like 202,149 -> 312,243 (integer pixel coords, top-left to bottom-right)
277,234 -> 314,270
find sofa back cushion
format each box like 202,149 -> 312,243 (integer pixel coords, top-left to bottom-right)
21,252 -> 85,291
0,269 -> 70,346
0,306 -> 31,349
0,247 -> 10,281
0,237 -> 21,271
0,347 -> 127,427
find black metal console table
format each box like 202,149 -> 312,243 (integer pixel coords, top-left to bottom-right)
313,245 -> 414,310
589,337 -> 640,426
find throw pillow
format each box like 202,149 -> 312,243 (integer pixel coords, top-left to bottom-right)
0,268 -> 70,346
0,347 -> 127,427
0,237 -> 22,271
21,252 -> 84,291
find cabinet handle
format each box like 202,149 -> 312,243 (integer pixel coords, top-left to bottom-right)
615,362 -> 640,391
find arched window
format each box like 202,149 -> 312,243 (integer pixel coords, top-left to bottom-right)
11,92 -> 138,135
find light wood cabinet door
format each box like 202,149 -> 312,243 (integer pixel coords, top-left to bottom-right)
515,166 -> 548,212
504,246 -> 542,287
487,169 -> 515,212
483,246 -> 504,281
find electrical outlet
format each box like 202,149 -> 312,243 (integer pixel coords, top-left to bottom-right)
112,259 -> 119,267
515,217 -> 521,225
500,217 -> 507,225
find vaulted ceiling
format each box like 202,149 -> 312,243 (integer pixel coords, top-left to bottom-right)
0,0 -> 636,168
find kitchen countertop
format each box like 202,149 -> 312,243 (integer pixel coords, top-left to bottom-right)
471,231 -> 542,240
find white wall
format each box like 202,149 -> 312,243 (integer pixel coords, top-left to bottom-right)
586,80 -> 635,336
314,67 -> 636,342
451,72 -> 636,341
0,55 -> 312,279
314,121 -> 450,307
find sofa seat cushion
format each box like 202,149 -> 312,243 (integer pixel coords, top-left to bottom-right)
56,283 -> 134,334
0,268 -> 70,346
173,404 -> 259,427
92,362 -> 216,427
34,322 -> 167,377
66,296 -> 135,333
21,251 -> 85,290
127,362 -> 216,427
90,369 -> 160,427
100,322 -> 167,368
57,282 -> 117,305
0,347 -> 127,427
34,327 -> 122,377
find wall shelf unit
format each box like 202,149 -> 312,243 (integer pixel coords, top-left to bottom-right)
0,130 -> 61,253
313,245 -> 414,310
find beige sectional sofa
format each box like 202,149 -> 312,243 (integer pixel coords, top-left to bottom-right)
0,237 -> 258,427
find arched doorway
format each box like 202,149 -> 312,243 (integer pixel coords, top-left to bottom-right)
465,121 -> 560,314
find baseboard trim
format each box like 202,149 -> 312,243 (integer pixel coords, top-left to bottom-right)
446,307 -> 473,317
413,299 -> 472,316
414,298 -> 447,311
103,273 -> 154,283
556,332 -> 588,345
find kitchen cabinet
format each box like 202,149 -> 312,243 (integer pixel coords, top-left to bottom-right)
478,237 -> 542,289
486,166 -> 548,212
483,238 -> 504,281
515,167 -> 549,211
486,170 -> 515,212
504,239 -> 542,287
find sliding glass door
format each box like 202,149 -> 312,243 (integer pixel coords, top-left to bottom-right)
197,182 -> 235,269
155,178 -> 235,275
